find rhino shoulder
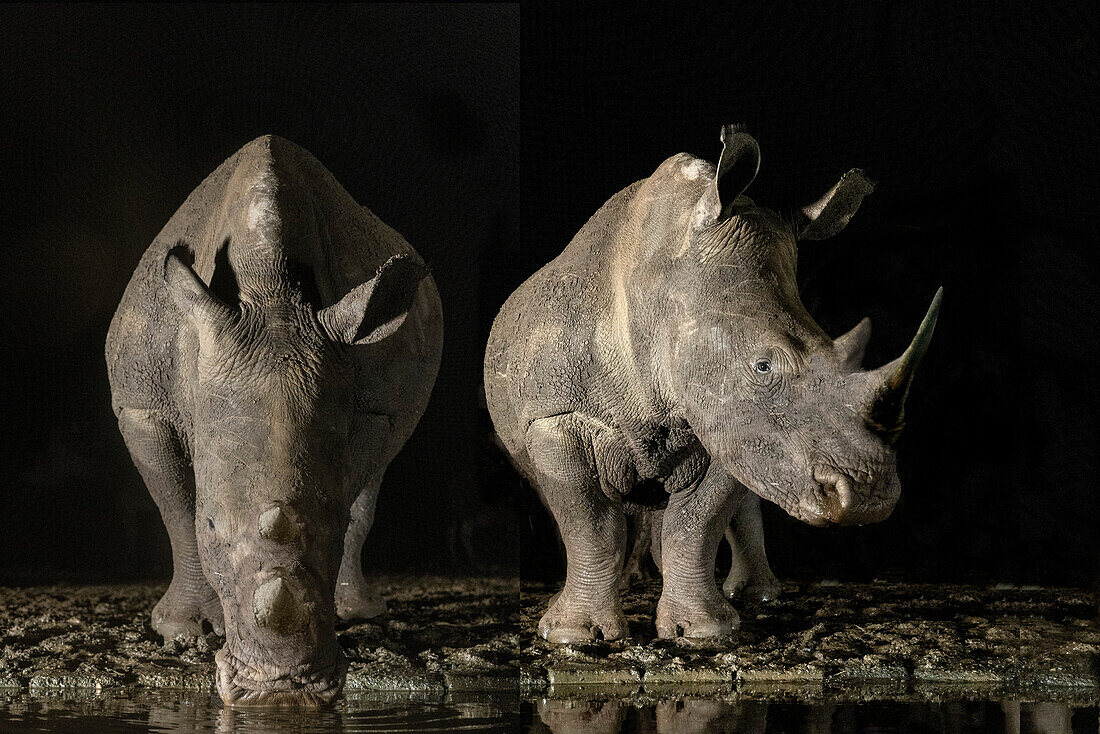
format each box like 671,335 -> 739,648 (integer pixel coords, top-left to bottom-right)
106,244 -> 193,429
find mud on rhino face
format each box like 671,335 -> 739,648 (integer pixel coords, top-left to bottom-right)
165,249 -> 428,706
667,128 -> 941,527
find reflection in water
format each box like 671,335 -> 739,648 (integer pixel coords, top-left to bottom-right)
0,690 -> 518,733
1,691 -> 1095,733
525,698 -> 1099,734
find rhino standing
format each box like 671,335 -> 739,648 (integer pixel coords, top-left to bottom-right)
485,126 -> 939,642
106,136 -> 443,704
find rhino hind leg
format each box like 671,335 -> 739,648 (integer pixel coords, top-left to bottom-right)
336,474 -> 387,621
618,511 -> 655,590
649,507 -> 664,573
655,468 -> 742,639
117,408 -> 224,641
528,414 -> 629,643
721,491 -> 782,602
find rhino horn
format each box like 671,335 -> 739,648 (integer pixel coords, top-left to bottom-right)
258,506 -> 300,543
253,576 -> 309,634
834,316 -> 873,372
863,288 -> 943,441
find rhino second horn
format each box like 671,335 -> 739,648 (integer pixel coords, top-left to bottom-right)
834,316 -> 872,372
258,506 -> 299,543
864,287 -> 943,440
253,577 -> 309,634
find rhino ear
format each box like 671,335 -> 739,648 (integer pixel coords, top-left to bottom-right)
164,248 -> 235,329
797,169 -> 875,240
701,124 -> 761,222
834,316 -> 872,372
318,255 -> 429,345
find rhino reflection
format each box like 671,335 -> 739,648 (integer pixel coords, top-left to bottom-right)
213,703 -> 345,734
1003,701 -> 1075,734
537,699 -> 626,734
533,699 -> 1082,734
536,698 -> 767,734
655,698 -> 768,734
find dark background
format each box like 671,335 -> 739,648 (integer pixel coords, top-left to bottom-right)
0,4 -> 519,583
515,4 -> 1098,587
1,4 -> 1096,591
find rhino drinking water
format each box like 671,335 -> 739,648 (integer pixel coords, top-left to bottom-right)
485,126 -> 940,642
106,136 -> 443,704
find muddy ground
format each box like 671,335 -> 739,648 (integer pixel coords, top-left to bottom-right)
521,579 -> 1100,705
0,576 -> 519,694
2,576 -> 1097,708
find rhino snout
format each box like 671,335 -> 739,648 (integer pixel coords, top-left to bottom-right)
807,465 -> 897,526
213,570 -> 345,707
215,644 -> 347,707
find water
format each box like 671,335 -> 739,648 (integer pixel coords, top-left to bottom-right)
0,690 -> 519,733
1,692 -> 1094,733
520,698 -> 1100,733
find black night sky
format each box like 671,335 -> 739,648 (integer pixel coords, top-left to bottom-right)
2,3 -> 1096,591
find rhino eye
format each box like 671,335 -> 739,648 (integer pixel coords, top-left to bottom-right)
753,359 -> 773,374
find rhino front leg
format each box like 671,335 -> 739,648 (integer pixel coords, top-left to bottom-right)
656,466 -> 742,639
336,474 -> 387,621
722,491 -> 782,601
117,408 -> 223,641
528,414 -> 629,643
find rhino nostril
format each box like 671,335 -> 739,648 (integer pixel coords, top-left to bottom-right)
813,468 -> 858,522
819,484 -> 844,521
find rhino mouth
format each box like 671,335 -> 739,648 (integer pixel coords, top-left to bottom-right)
215,645 -> 347,707
741,463 -> 898,528
792,465 -> 898,527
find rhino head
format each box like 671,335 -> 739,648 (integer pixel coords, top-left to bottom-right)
661,126 -> 940,527
164,248 -> 427,706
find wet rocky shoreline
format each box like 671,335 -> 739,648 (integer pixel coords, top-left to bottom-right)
0,576 -> 519,695
521,579 -> 1100,705
2,576 -> 1097,709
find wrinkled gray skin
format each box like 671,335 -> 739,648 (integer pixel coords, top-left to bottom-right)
485,126 -> 939,642
106,136 -> 443,705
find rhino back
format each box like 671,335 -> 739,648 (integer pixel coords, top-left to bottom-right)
106,135 -> 441,450
485,181 -> 636,440
485,153 -> 711,444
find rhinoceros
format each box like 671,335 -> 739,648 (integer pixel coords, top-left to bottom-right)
106,135 -> 443,704
484,125 -> 939,642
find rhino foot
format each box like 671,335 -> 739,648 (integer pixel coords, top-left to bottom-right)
335,584 -> 387,622
538,591 -> 629,644
655,593 -> 739,639
722,572 -> 782,603
152,583 -> 225,641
